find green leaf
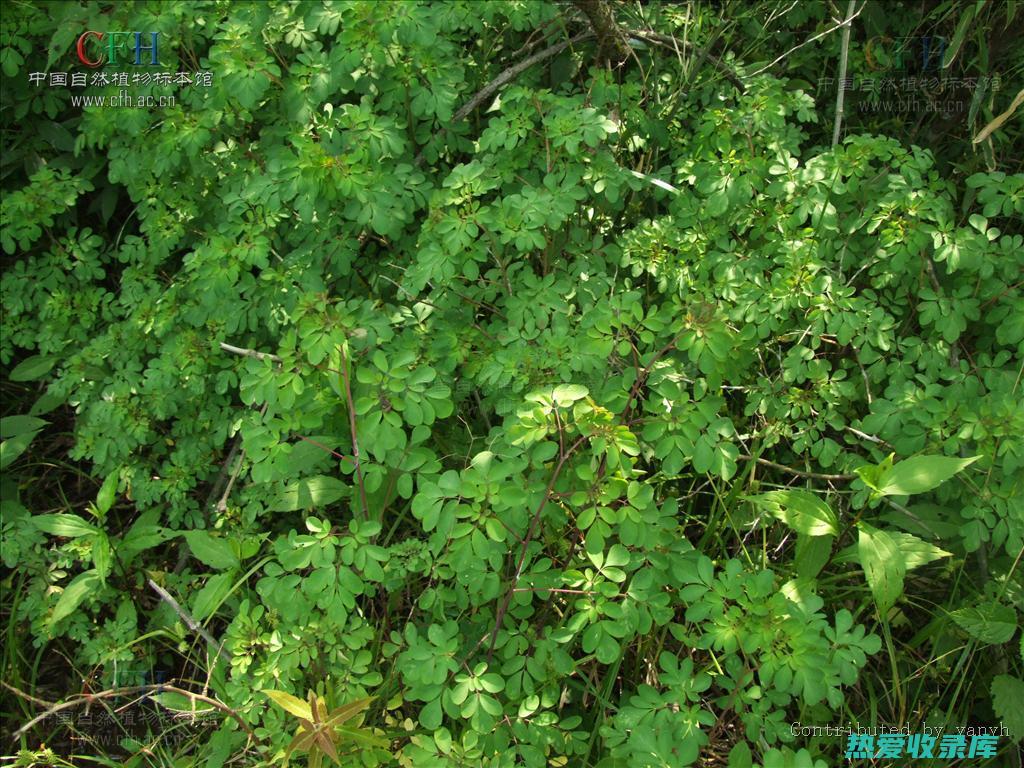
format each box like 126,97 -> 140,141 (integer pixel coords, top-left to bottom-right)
0,415 -> 47,439
942,3 -> 978,70
183,531 -> 239,570
263,689 -> 313,721
0,431 -> 39,470
119,510 -> 178,562
92,532 -> 111,584
551,384 -> 589,406
192,572 -> 238,621
875,455 -> 980,497
857,523 -> 905,615
794,533 -> 833,579
991,675 -> 1024,742
95,470 -> 119,516
746,490 -> 839,536
888,533 -> 952,571
29,391 -> 64,416
727,740 -> 753,768
950,602 -> 1018,644
32,513 -> 99,538
9,355 -> 56,382
50,569 -> 100,626
419,697 -> 443,730
333,724 -> 388,749
151,691 -> 205,713
270,475 -> 348,512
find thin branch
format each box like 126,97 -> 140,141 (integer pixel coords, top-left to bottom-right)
845,426 -> 894,449
626,29 -> 745,92
219,342 -> 282,364
147,579 -> 232,664
339,343 -> 369,521
11,682 -> 256,742
487,435 -> 590,661
739,455 -> 856,481
746,2 -> 865,79
832,0 -> 856,146
1,680 -> 54,708
453,31 -> 594,123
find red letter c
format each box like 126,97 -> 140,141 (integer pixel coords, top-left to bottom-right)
77,31 -> 105,67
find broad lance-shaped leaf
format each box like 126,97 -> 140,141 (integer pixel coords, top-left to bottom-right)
0,415 -> 47,438
745,490 -> 839,537
887,532 -> 951,570
270,475 -> 348,512
263,689 -> 313,721
322,696 -> 375,729
32,513 -> 99,538
191,572 -> 238,621
0,430 -> 39,470
832,531 -> 951,573
869,454 -> 980,497
50,569 -> 101,626
857,522 -> 905,615
794,533 -> 833,579
8,354 -> 55,382
183,530 -> 239,570
95,470 -> 119,515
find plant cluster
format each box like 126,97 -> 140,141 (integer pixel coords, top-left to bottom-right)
1,1 -> 1021,767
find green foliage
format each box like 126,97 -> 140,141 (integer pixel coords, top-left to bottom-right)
2,1 -> 1021,766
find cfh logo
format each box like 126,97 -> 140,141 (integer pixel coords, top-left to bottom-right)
865,35 -> 947,73
76,31 -> 160,67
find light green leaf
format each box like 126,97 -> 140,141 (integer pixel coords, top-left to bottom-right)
857,522 -> 905,615
876,455 -> 980,497
942,3 -> 978,70
727,740 -> 753,768
263,689 -> 313,721
551,384 -> 589,406
152,691 -> 210,713
119,510 -> 178,563
333,724 -> 388,749
50,569 -> 100,626
92,532 -> 111,584
192,572 -> 238,621
96,470 -> 119,516
183,531 -> 239,570
270,475 -> 348,512
32,513 -> 99,538
794,533 -> 833,579
419,697 -> 443,730
888,532 -> 952,571
746,490 -> 839,536
950,602 -> 1018,644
